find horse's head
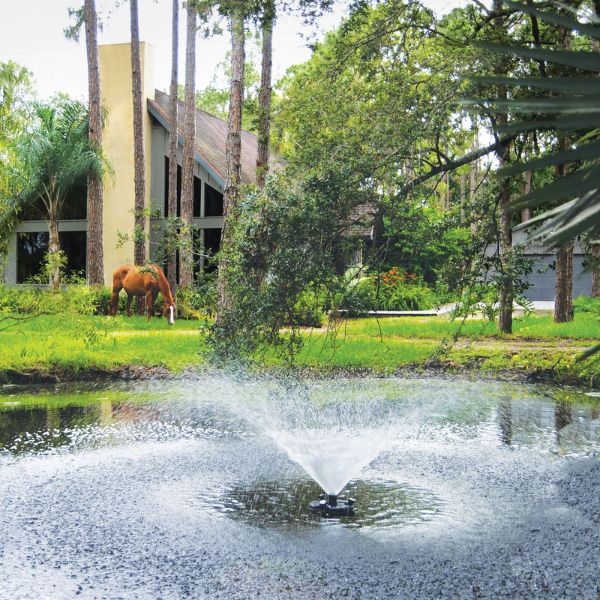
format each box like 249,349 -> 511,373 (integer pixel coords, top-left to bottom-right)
163,302 -> 176,325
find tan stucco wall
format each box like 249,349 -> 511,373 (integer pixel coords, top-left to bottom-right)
99,42 -> 154,285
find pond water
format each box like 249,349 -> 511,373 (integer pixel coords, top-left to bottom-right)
1,376 -> 599,598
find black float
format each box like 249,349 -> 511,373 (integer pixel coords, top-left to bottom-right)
309,493 -> 355,518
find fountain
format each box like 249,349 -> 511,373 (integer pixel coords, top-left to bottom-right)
223,378 -> 403,519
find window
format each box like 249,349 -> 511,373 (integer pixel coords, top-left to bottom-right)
19,184 -> 86,221
17,232 -> 48,283
193,176 -> 202,217
16,231 -> 86,283
60,231 -> 87,279
203,228 -> 221,273
164,157 -> 202,218
163,157 -> 182,217
205,183 -> 224,217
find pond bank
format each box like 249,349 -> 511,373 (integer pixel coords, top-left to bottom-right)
0,313 -> 597,389
0,357 -> 596,390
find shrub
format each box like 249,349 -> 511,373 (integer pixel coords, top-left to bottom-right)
338,268 -> 437,313
175,271 -> 217,320
289,287 -> 324,327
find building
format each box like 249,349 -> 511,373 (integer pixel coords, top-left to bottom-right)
4,42 -> 269,286
2,43 -> 593,301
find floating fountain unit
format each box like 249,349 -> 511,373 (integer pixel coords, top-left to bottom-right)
309,493 -> 355,518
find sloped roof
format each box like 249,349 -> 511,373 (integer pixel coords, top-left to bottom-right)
148,89 -> 278,187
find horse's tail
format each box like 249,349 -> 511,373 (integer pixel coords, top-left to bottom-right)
154,265 -> 175,306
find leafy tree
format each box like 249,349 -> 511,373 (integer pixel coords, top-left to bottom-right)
0,61 -> 34,264
476,0 -> 600,352
13,101 -> 106,291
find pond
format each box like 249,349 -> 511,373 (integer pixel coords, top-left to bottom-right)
1,376 -> 599,598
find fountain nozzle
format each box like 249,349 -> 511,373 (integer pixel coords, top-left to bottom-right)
309,493 -> 355,518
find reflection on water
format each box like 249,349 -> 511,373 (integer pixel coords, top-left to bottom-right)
0,379 -> 599,459
203,478 -> 443,529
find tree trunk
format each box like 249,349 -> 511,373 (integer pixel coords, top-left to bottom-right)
554,240 -> 574,322
493,0 -> 513,334
256,0 -> 274,190
469,158 -> 478,234
521,170 -> 532,222
84,0 -> 103,285
130,0 -> 146,268
167,0 -> 179,291
498,166 -> 513,334
592,243 -> 600,297
553,139 -> 574,322
216,8 -> 245,321
49,209 -> 61,293
459,172 -> 465,222
179,3 -> 196,288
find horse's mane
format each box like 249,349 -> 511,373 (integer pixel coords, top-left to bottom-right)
152,265 -> 175,305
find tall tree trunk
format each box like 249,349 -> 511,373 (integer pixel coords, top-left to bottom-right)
494,0 -> 513,334
554,240 -> 574,322
179,3 -> 196,288
130,0 -> 145,268
497,162 -> 513,334
469,158 -> 478,234
459,172 -> 466,222
592,243 -> 600,298
553,19 -> 575,322
216,8 -> 245,321
256,0 -> 274,190
167,0 -> 179,291
84,0 -> 103,285
521,170 -> 532,222
49,206 -> 61,293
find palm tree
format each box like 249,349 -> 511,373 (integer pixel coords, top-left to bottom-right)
14,101 -> 105,291
478,0 -> 600,354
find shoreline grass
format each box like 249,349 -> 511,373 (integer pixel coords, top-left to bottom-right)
0,311 -> 597,387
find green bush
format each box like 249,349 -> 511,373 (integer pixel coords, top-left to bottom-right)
0,284 -> 126,317
289,287 -> 324,327
575,296 -> 600,318
338,268 -> 437,313
175,272 -> 217,320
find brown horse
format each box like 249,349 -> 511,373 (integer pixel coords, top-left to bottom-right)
109,264 -> 176,323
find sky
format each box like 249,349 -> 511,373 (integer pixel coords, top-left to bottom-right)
0,0 -> 468,102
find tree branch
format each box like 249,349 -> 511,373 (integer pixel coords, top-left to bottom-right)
403,134 -> 517,193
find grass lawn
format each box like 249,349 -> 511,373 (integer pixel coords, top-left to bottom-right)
0,308 -> 598,384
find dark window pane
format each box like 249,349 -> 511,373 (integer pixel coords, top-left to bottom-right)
205,183 -> 223,217
61,182 -> 87,219
163,157 -> 182,217
193,228 -> 202,278
203,228 -> 221,273
193,176 -> 202,217
20,185 -> 86,221
17,232 -> 48,283
20,199 -> 46,221
59,231 -> 87,279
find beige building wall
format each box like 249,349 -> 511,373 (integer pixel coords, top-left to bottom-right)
99,42 -> 154,285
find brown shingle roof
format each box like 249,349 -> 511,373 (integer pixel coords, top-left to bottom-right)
149,89 -> 279,186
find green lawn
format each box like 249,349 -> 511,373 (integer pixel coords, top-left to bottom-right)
0,309 -> 598,385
